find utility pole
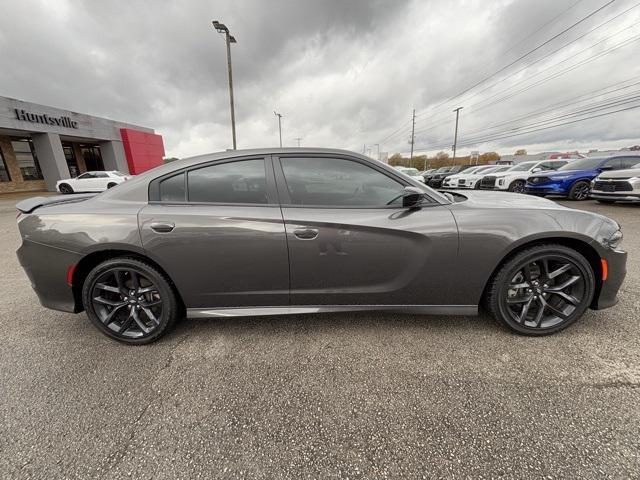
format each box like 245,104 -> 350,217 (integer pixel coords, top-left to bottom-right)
212,21 -> 237,149
409,108 -> 416,167
274,111 -> 283,147
294,137 -> 302,147
452,107 -> 463,165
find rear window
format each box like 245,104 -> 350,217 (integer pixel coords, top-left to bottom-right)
159,173 -> 186,202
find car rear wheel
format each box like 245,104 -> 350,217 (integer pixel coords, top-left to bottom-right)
82,258 -> 180,344
59,183 -> 73,194
485,244 -> 594,336
107,182 -> 117,189
508,180 -> 525,193
568,180 -> 590,200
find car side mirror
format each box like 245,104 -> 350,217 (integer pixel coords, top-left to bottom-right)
600,165 -> 613,171
531,167 -> 542,173
402,186 -> 424,208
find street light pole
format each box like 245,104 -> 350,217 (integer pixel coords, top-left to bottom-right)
212,20 -> 237,150
294,137 -> 302,147
274,111 -> 283,147
452,107 -> 462,165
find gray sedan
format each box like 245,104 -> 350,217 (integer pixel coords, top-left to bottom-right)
16,148 -> 626,344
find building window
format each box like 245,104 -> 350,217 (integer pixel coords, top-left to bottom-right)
62,143 -> 80,177
80,145 -> 105,171
11,139 -> 43,181
0,147 -> 11,182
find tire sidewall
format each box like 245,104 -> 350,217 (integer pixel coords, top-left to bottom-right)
509,180 -> 525,193
81,258 -> 176,344
493,247 -> 595,335
59,183 -> 73,194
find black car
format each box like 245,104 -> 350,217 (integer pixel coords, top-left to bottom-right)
423,166 -> 450,184
429,165 -> 474,188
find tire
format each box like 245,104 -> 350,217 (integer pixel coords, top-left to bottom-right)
568,180 -> 591,200
508,179 -> 525,193
82,257 -> 180,344
107,182 -> 117,189
58,183 -> 74,194
485,244 -> 595,336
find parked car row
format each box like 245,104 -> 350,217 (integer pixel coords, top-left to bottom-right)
436,154 -> 640,203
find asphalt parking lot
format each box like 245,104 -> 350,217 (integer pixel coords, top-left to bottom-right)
0,195 -> 638,479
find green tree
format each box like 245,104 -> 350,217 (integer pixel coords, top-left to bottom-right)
514,149 -> 527,155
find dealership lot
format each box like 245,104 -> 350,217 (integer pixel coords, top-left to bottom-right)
0,196 -> 638,478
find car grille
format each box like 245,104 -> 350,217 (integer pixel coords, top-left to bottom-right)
457,178 -> 466,185
480,176 -> 496,188
527,176 -> 548,184
593,180 -> 633,192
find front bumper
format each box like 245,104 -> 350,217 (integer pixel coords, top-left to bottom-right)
591,192 -> 640,202
17,239 -> 82,313
595,247 -> 627,310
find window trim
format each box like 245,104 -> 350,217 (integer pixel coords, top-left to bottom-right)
272,153 -> 441,209
148,155 -> 279,206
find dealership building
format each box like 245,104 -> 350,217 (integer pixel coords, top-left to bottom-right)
0,96 -> 164,193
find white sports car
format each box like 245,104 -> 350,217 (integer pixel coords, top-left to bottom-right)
56,171 -> 132,194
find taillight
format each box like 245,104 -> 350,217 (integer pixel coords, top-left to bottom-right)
67,264 -> 77,286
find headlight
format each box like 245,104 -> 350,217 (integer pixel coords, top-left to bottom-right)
602,228 -> 623,249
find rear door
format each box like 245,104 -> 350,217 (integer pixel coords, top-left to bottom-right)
273,154 -> 459,307
139,155 -> 289,309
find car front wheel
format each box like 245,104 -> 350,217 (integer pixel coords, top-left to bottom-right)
568,180 -> 590,200
82,258 -> 180,344
485,244 -> 594,335
508,180 -> 525,193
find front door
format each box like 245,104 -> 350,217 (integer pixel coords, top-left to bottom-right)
139,156 -> 289,309
273,154 -> 459,306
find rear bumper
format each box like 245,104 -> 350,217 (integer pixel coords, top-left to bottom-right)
594,247 -> 627,310
16,239 -> 81,313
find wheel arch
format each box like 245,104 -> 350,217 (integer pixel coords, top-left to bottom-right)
481,236 -> 603,309
71,249 -> 186,314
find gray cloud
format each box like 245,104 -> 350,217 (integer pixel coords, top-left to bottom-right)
1,0 -> 638,158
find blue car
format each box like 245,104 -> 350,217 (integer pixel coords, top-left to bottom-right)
525,155 -> 640,200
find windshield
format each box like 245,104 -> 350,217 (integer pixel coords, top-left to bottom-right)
557,157 -> 604,171
507,161 -> 537,172
479,166 -> 504,175
436,167 -> 450,173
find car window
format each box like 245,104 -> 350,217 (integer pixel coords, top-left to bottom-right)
78,172 -> 95,179
280,157 -> 405,207
159,173 -> 186,202
603,158 -> 622,170
558,157 -> 603,171
620,157 -> 640,169
508,162 -> 537,172
94,172 -> 109,178
539,160 -> 567,170
187,159 -> 268,204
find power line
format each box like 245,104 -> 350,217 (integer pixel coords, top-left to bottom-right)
436,0 -> 617,106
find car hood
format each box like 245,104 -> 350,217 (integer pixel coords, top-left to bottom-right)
445,189 -> 567,209
598,168 -> 640,179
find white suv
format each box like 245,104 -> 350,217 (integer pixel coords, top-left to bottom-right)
480,160 -> 569,193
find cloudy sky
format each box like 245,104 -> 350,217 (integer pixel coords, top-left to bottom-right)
1,0 -> 639,159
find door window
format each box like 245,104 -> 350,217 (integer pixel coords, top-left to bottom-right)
619,157 -> 640,169
11,139 -> 43,180
187,159 -> 268,204
280,157 -> 405,207
77,172 -> 96,180
0,147 -> 10,182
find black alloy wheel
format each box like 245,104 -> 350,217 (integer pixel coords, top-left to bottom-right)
509,180 -> 525,193
486,245 -> 594,335
59,183 -> 73,194
82,258 -> 179,344
568,180 -> 591,200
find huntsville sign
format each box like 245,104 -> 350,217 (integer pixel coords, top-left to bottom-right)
14,109 -> 79,129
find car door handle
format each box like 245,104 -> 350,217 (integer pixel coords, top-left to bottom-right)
293,227 -> 319,240
150,222 -> 175,233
